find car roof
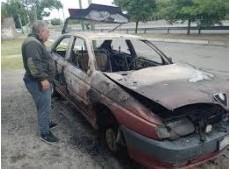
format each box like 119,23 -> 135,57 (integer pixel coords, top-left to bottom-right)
64,32 -> 144,40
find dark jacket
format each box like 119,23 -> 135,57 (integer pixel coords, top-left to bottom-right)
21,34 -> 55,81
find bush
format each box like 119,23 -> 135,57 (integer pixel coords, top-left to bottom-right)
51,18 -> 61,25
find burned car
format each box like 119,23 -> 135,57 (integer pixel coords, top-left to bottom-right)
50,32 -> 228,169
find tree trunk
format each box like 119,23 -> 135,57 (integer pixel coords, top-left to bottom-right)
33,6 -> 37,21
18,14 -> 24,34
62,9 -> 65,20
187,19 -> 191,35
58,9 -> 61,20
198,27 -> 201,34
135,21 -> 139,34
78,0 -> 84,30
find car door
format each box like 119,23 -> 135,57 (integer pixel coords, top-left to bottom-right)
51,35 -> 74,88
64,36 -> 94,106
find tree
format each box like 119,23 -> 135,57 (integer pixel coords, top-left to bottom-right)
2,0 -> 63,26
158,0 -> 229,34
53,0 -> 63,21
1,0 -> 27,29
1,2 -> 10,21
161,0 -> 196,34
51,18 -> 61,25
187,0 -> 229,27
152,0 -> 170,20
33,0 -> 63,20
114,0 -> 156,34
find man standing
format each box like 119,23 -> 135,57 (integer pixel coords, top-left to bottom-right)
22,20 -> 59,144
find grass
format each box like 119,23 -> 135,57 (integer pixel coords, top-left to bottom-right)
1,38 -> 24,70
1,38 -> 53,70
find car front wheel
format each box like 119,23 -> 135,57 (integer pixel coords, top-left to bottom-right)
51,83 -> 60,98
105,127 -> 119,154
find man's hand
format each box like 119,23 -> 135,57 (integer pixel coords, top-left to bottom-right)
40,79 -> 50,91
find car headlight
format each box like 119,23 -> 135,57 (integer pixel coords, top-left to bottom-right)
156,118 -> 195,140
205,124 -> 213,133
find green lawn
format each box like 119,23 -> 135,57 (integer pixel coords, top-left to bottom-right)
1,38 -> 24,70
1,38 -> 53,70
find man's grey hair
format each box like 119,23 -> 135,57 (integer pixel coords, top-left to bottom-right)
31,20 -> 48,35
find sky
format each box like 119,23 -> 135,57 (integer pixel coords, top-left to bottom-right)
44,0 -> 114,20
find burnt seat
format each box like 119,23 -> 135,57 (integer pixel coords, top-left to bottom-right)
77,52 -> 89,72
94,50 -> 112,72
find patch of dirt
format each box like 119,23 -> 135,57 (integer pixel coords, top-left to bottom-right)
1,70 -> 228,169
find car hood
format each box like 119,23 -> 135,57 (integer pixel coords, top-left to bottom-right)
104,63 -> 229,110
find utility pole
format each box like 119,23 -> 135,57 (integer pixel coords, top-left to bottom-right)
78,0 -> 84,30
87,0 -> 95,30
79,0 -> 82,9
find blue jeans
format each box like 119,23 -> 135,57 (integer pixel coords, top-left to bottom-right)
24,77 -> 51,135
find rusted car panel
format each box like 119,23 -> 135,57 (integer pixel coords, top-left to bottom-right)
51,32 -> 228,169
88,72 -> 163,139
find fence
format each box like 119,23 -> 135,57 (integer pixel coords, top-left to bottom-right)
98,26 -> 229,34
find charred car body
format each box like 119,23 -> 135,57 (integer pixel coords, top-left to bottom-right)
50,32 -> 228,169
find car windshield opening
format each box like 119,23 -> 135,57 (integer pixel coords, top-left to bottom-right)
92,38 -> 170,72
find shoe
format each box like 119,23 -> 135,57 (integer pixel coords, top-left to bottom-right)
40,131 -> 59,144
50,121 -> 57,129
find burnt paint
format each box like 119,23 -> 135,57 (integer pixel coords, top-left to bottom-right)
86,73 -> 163,139
104,63 -> 229,110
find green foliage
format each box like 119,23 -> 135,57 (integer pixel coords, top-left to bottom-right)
114,0 -> 156,33
114,0 -> 156,22
152,0 -> 170,20
188,0 -> 229,27
158,0 -> 229,26
162,0 -> 195,23
51,18 -> 61,25
1,0 -> 28,27
1,0 -> 63,26
1,2 -> 10,19
156,0 -> 229,34
33,0 -> 63,20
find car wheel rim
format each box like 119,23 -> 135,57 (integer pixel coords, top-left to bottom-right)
106,128 -> 117,153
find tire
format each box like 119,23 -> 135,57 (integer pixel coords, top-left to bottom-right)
51,83 -> 61,98
105,127 -> 119,154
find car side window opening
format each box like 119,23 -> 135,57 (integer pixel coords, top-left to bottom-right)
92,39 -> 132,72
53,37 -> 71,58
110,39 -> 132,71
70,37 -> 89,73
111,39 -> 131,55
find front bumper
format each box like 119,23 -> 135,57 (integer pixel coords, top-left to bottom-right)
121,126 -> 228,168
